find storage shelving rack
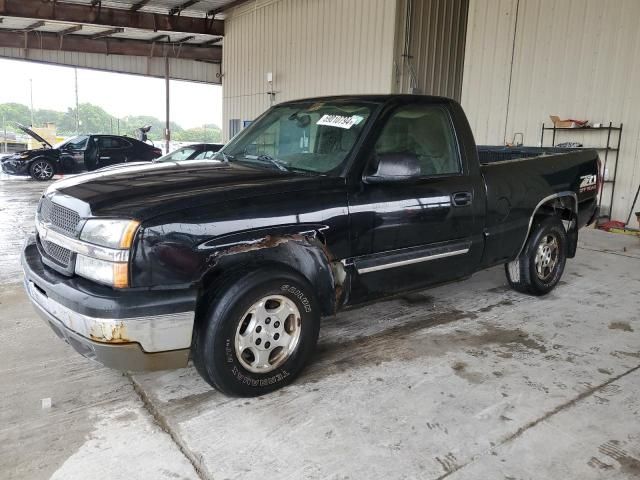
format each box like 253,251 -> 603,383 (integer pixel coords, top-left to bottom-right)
540,122 -> 623,220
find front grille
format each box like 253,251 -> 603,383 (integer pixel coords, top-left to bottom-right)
39,198 -> 81,236
42,240 -> 72,267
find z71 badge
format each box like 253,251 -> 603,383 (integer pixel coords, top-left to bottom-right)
579,174 -> 597,192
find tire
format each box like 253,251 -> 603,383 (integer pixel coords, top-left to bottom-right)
193,268 -> 320,396
29,158 -> 55,181
505,216 -> 567,296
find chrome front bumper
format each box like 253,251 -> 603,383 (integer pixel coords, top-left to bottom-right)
22,239 -> 196,372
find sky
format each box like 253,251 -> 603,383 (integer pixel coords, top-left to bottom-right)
0,58 -> 223,129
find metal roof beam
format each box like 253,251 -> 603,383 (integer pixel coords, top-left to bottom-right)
169,1 -> 202,16
58,25 -> 83,35
19,20 -> 45,32
200,37 -> 222,46
0,29 -> 222,62
151,34 -> 170,42
131,1 -> 152,12
208,0 -> 253,16
0,0 -> 224,36
89,27 -> 124,39
175,35 -> 195,43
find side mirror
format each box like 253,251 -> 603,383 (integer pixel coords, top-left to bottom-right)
363,153 -> 422,184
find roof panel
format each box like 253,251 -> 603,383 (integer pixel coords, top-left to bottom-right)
56,0 -> 236,17
0,18 -> 222,45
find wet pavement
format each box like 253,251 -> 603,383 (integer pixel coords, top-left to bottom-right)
0,174 -> 47,284
1,175 -> 639,479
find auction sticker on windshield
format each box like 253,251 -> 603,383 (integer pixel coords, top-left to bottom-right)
317,114 -> 364,129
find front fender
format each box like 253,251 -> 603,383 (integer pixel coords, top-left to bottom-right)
200,231 -> 342,317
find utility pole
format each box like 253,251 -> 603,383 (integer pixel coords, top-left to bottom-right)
165,55 -> 170,154
75,68 -> 80,134
29,79 -> 34,127
2,115 -> 7,153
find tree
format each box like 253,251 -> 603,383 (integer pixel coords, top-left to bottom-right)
173,124 -> 222,143
120,115 -> 183,141
0,101 -> 221,143
34,109 -> 64,128
0,103 -> 31,131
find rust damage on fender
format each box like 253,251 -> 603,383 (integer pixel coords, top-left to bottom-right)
89,321 -> 130,344
316,236 -> 347,307
207,233 -> 347,311
208,234 -> 307,260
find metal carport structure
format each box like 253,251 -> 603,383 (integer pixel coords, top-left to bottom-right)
0,0 -> 249,149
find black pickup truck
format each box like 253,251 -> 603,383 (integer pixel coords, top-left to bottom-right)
22,95 -> 600,396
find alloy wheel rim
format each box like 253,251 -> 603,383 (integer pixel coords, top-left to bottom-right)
534,233 -> 559,281
33,161 -> 53,179
234,295 -> 302,374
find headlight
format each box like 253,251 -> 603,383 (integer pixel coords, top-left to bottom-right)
76,219 -> 139,288
75,254 -> 129,289
19,152 -> 31,159
80,219 -> 139,249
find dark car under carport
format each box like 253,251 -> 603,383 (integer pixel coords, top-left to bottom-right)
1,125 -> 162,181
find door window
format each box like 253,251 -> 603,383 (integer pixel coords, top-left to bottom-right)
167,147 -> 198,161
98,137 -> 131,149
61,136 -> 89,150
374,105 -> 460,176
193,149 -> 217,160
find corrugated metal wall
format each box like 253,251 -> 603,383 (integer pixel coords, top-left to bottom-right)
462,0 -> 640,221
392,0 -> 469,99
0,47 -> 221,83
222,0 -> 398,140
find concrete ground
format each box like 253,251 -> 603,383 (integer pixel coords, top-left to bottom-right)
1,174 -> 639,480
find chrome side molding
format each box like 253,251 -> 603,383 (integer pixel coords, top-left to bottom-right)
356,247 -> 470,274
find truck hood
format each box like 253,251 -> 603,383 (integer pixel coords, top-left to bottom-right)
18,124 -> 52,149
46,160 -> 342,219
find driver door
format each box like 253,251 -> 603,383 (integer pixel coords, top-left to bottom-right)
97,137 -> 130,167
347,103 -> 483,300
60,136 -> 89,173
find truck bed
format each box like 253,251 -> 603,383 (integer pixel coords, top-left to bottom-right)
477,146 -> 599,267
477,145 -> 581,165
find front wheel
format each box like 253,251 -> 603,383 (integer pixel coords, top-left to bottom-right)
505,216 -> 567,296
193,269 -> 320,396
29,159 -> 55,181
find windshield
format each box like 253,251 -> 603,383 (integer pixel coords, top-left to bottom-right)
156,146 -> 199,162
215,101 -> 374,174
53,135 -> 89,150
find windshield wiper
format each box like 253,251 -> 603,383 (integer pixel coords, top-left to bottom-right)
256,154 -> 288,172
214,151 -> 234,162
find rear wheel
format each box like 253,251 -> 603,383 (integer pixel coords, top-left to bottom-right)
29,159 -> 55,181
505,216 -> 567,295
193,268 -> 320,396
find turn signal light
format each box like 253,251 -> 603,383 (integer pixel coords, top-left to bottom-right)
120,220 -> 140,249
113,263 -> 130,289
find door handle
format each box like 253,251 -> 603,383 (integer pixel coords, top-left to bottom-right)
452,191 -> 472,207
99,156 -> 111,160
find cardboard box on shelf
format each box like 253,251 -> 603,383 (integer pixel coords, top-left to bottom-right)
549,115 -> 589,128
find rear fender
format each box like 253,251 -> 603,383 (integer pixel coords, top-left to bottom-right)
198,228 -> 343,317
521,192 -> 578,259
